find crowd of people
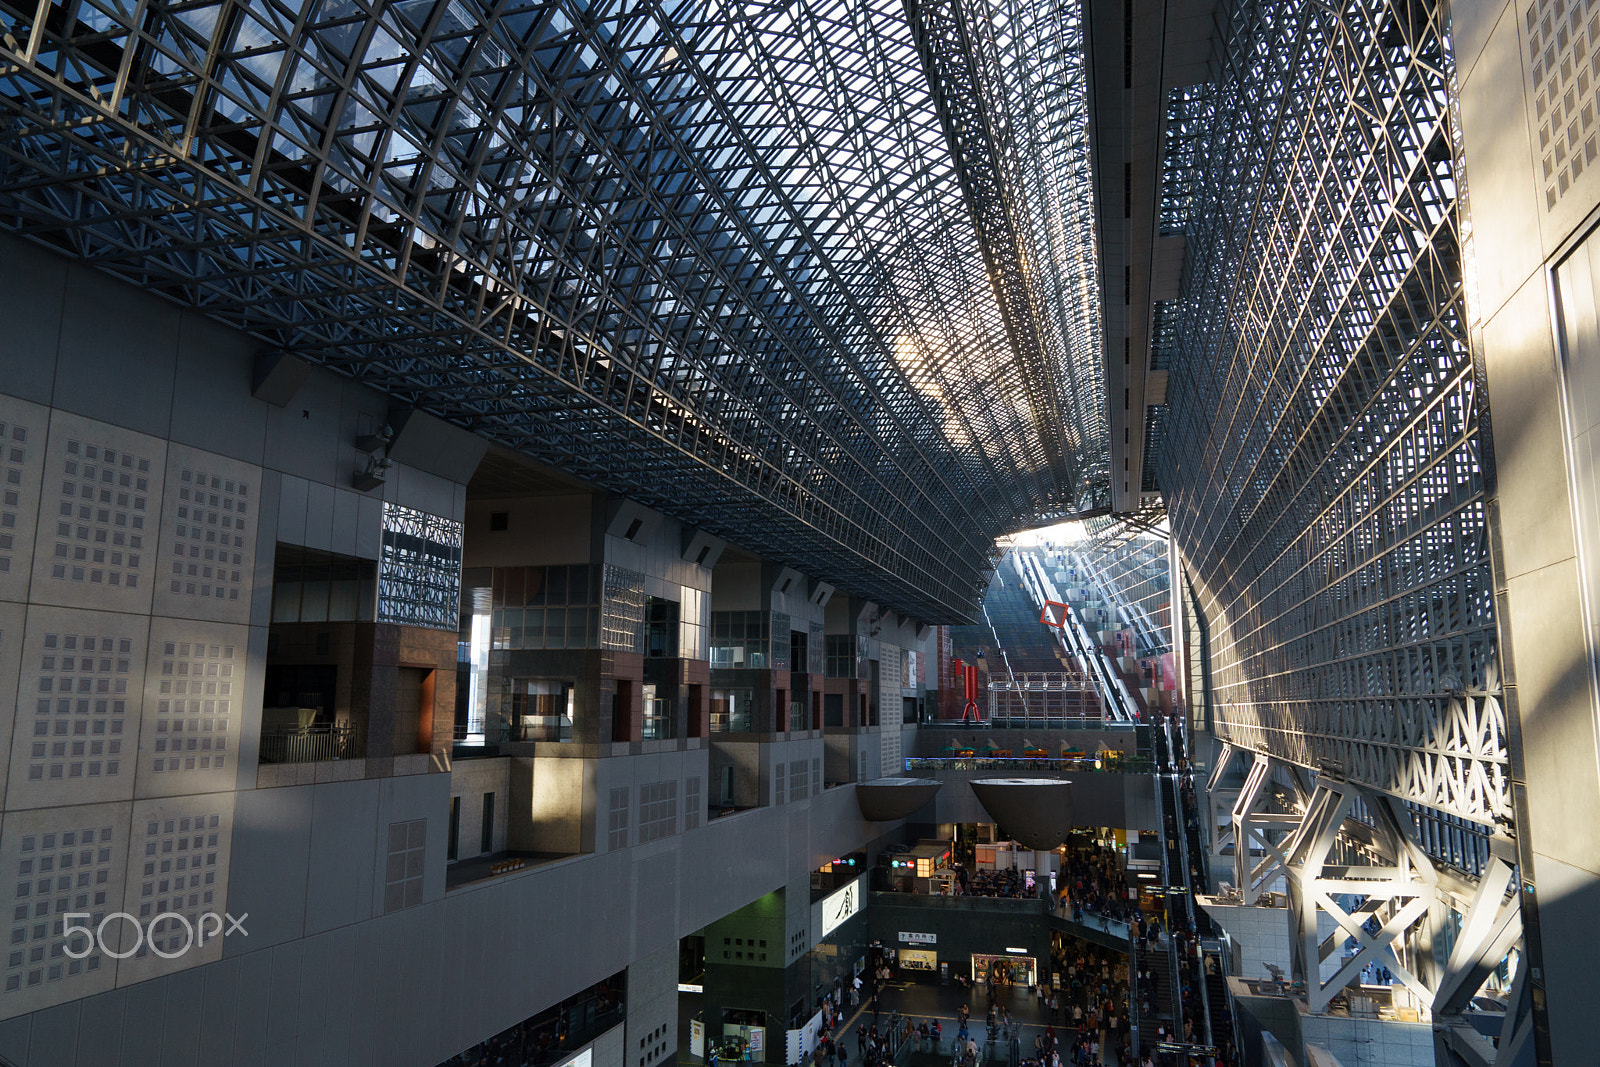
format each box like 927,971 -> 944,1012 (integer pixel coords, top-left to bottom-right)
1039,937 -> 1133,1065
806,970 -> 921,1067
959,865 -> 1038,898
1056,839 -> 1136,926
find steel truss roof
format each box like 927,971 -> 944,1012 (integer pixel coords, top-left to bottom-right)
1153,0 -> 1506,821
0,0 -> 1105,621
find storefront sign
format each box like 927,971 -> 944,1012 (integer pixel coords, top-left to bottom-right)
818,878 -> 862,938
1005,947 -> 1026,954
898,931 -> 937,945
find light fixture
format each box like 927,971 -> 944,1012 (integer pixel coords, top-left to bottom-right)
355,424 -> 394,454
352,454 -> 391,492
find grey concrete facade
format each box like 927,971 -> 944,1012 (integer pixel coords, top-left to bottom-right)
0,231 -> 937,1065
1454,0 -> 1600,1058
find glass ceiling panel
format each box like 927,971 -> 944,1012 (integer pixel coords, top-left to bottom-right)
0,0 -> 1104,620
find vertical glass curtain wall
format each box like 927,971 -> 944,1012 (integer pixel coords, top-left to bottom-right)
460,564 -> 705,744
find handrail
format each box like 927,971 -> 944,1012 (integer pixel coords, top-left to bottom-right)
870,890 -> 1047,912
904,755 -> 1156,774
916,715 -> 1135,730
1065,543 -> 1169,659
258,722 -> 361,764
1015,551 -> 1141,722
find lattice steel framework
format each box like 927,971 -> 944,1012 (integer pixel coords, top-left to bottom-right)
378,501 -> 464,629
0,0 -> 1104,622
1068,517 -> 1170,657
1154,0 -> 1508,822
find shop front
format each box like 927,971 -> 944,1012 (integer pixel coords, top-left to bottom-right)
892,930 -> 939,982
716,1009 -> 767,1062
898,948 -> 938,978
971,952 -> 1037,989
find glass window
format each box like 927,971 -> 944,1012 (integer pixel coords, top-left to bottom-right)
504,678 -> 573,742
642,682 -> 677,740
825,635 -> 855,679
647,597 -> 680,658
709,688 -> 755,733
601,565 -> 646,653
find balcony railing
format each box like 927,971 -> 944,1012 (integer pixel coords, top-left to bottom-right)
511,715 -> 572,742
870,890 -> 1047,913
258,723 -> 362,764
903,755 -> 1156,774
709,711 -> 754,733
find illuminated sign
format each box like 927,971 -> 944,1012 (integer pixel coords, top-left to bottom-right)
899,932 -> 937,945
819,880 -> 861,938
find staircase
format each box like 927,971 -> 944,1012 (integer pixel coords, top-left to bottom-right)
1133,946 -> 1176,1053
1205,968 -> 1232,1053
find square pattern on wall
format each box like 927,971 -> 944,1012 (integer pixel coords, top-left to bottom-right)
50,438 -> 153,589
131,812 -> 221,956
114,794 -> 234,986
165,467 -> 248,602
32,630 -> 132,785
8,606 -> 148,810
0,419 -> 30,576
1529,0 -> 1600,209
4,823 -> 119,994
152,445 -> 259,625
150,640 -> 234,776
31,414 -> 166,613
134,617 -> 251,800
0,395 -> 48,604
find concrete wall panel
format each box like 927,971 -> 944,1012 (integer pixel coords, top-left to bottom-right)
303,779 -> 380,936
53,266 -> 178,440
168,315 -> 269,467
225,785 -> 313,952
0,237 -> 67,407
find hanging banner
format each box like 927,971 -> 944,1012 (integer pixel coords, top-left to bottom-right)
815,876 -> 864,938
